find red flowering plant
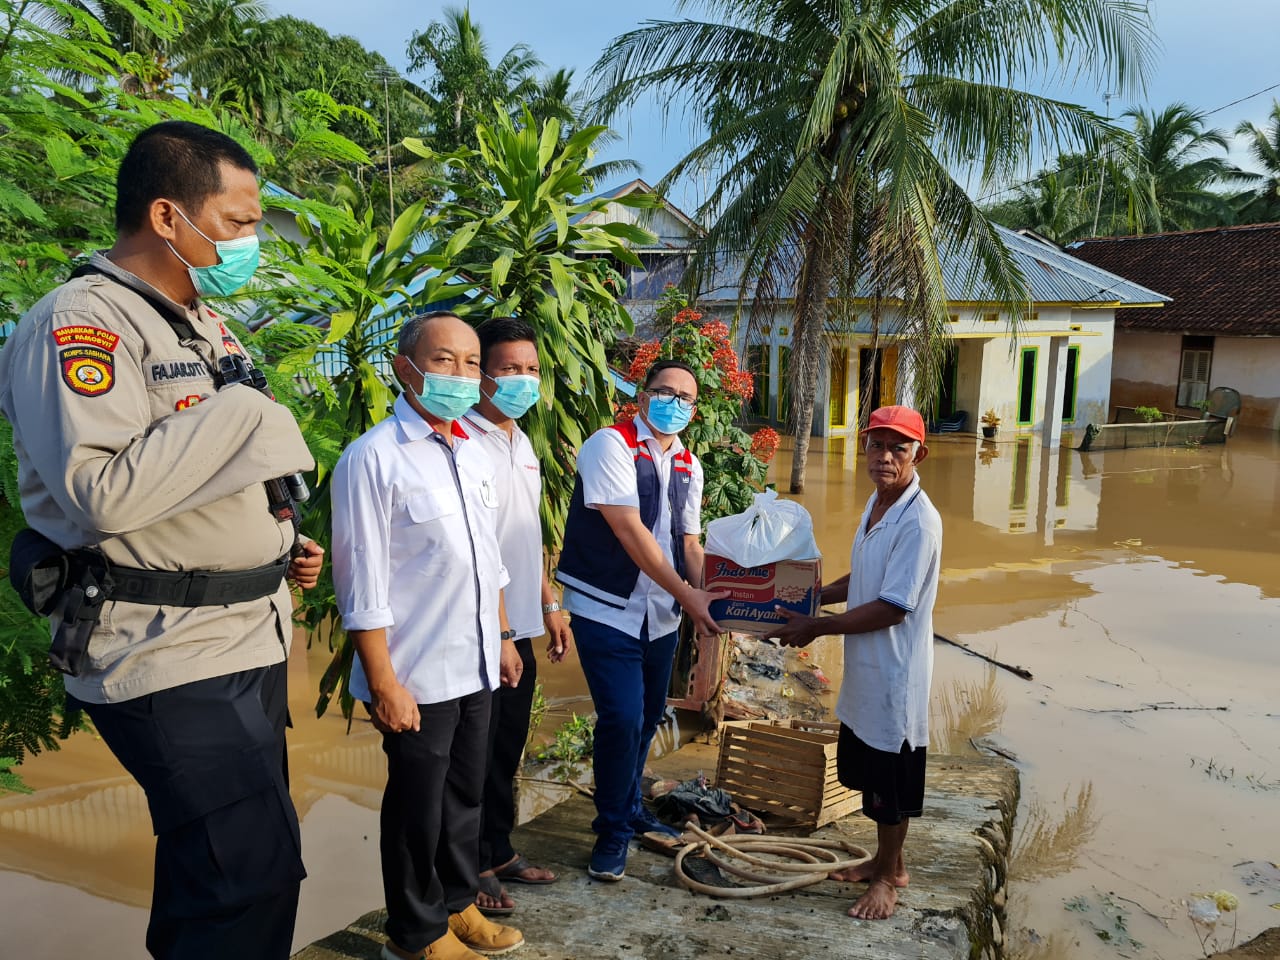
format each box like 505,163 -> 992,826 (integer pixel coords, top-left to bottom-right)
619,286 -> 777,522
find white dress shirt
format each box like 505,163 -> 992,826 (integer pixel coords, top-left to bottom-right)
561,416 -> 703,641
332,393 -> 510,705
460,408 -> 545,641
834,474 -> 942,752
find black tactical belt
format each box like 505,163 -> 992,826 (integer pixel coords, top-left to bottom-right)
108,557 -> 290,607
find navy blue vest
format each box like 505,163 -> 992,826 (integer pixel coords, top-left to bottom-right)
556,421 -> 693,609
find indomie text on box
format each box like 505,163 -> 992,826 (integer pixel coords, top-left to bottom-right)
704,554 -> 821,634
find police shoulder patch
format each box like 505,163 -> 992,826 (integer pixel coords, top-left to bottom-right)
60,345 -> 114,396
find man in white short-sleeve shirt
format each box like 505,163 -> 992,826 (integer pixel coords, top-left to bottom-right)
555,359 -> 726,882
775,405 -> 942,923
332,313 -> 525,960
460,317 -> 573,913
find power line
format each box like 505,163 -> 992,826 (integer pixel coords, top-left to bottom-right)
977,79 -> 1280,205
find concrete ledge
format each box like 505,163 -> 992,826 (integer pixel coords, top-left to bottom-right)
293,752 -> 1018,960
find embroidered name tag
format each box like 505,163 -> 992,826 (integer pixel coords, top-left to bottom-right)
145,359 -> 210,386
52,325 -> 119,352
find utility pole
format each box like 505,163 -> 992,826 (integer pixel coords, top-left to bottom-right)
1092,92 -> 1116,237
365,67 -> 400,224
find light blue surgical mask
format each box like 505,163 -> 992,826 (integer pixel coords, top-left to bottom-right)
644,389 -> 695,434
408,359 -> 481,421
484,373 -> 540,419
166,204 -> 260,298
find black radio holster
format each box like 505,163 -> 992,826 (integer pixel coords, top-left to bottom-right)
9,528 -> 111,677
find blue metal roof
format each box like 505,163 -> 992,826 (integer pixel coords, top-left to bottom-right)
698,223 -> 1168,308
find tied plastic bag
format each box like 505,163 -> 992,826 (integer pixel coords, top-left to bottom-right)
704,490 -> 820,566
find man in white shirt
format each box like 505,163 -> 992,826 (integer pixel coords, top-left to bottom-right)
555,359 -> 726,882
459,317 -> 573,914
332,313 -> 525,960
774,405 -> 942,922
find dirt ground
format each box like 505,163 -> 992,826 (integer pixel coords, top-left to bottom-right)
1210,926 -> 1280,959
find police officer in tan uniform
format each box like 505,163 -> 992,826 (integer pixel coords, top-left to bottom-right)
0,121 -> 323,960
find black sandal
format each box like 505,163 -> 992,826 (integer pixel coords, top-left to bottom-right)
493,852 -> 558,885
475,873 -> 516,916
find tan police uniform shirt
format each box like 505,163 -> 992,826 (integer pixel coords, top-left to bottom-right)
0,252 -> 315,704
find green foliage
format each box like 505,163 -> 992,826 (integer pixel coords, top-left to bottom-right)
989,103 -> 1260,241
405,5 -> 541,153
1234,100 -> 1280,225
404,106 -> 657,551
524,681 -> 547,753
530,712 -> 594,782
0,419 -> 86,780
0,0 -> 187,322
625,287 -> 777,524
1134,404 -> 1163,423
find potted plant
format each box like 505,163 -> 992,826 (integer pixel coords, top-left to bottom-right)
980,408 -> 1001,439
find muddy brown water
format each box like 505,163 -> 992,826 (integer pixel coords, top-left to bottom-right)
3,430 -> 1278,959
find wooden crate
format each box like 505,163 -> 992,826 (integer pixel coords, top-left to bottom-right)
714,719 -> 861,827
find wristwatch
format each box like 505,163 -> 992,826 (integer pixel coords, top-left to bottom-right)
542,601 -> 561,614
500,629 -> 517,641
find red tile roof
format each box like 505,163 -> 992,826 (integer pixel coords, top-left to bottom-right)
1070,225 -> 1280,335
1068,223 -> 1280,336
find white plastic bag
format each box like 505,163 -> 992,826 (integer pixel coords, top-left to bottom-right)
704,490 -> 820,566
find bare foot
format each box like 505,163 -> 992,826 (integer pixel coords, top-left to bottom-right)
848,878 -> 899,920
829,860 -> 910,887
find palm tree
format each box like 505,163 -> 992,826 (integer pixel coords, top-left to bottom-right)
590,0 -> 1155,492
1234,100 -> 1280,224
405,5 -> 541,151
1116,102 -> 1251,233
526,67 -> 639,188
986,155 -> 1100,245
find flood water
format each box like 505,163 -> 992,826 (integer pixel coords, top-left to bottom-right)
3,429 -> 1279,959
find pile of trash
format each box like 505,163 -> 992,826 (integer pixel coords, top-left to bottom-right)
719,634 -> 832,721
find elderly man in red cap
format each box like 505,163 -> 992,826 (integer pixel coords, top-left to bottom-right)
774,405 -> 942,921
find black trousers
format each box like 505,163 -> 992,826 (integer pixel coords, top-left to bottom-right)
479,637 -> 537,871
382,687 -> 491,951
74,662 -> 304,960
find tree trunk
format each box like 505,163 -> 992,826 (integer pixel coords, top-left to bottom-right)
787,229 -> 835,494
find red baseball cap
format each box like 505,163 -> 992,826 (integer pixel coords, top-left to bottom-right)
862,405 -> 926,443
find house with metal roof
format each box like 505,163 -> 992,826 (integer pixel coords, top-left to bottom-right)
584,183 -> 1167,443
1069,224 -> 1280,431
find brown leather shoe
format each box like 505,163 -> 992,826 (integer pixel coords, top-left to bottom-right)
380,930 -> 485,960
447,903 -> 525,955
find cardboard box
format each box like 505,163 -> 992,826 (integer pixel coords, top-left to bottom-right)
704,554 -> 821,634
715,719 -> 860,826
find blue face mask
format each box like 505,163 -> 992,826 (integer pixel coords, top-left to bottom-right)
166,204 -> 260,298
644,392 -> 695,434
408,359 -> 481,421
484,373 -> 540,419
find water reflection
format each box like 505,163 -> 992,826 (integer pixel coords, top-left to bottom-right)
5,428 -> 1280,957
1010,784 -> 1099,881
928,668 -> 1006,755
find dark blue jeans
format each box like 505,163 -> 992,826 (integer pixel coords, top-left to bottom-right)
574,615 -> 679,840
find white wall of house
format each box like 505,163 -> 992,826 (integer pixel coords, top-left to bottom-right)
972,440 -> 1100,538
1110,330 -> 1182,415
1111,332 -> 1280,429
726,304 -> 1117,444
1198,337 -> 1280,431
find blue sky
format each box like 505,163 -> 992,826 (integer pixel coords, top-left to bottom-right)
267,0 -> 1280,211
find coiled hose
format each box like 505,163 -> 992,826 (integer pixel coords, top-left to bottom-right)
673,822 -> 873,898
